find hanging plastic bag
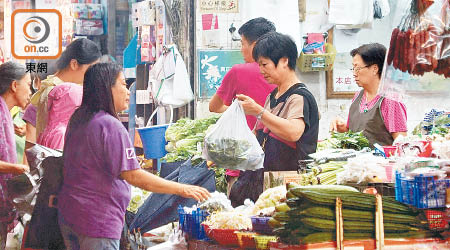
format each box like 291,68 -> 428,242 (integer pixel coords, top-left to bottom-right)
203,100 -> 264,171
379,0 -> 450,102
373,0 -> 390,19
148,45 -> 194,107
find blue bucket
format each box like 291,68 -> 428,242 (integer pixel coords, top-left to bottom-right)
137,124 -> 169,159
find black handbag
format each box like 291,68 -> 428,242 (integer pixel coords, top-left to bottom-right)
228,169 -> 264,207
23,155 -> 66,250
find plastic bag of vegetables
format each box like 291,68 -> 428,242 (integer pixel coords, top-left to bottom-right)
203,100 -> 264,171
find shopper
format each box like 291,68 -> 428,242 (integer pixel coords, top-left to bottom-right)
330,43 -> 407,146
22,60 -> 58,163
237,32 -> 320,171
58,63 -> 210,250
0,61 -> 31,249
208,17 -> 277,196
32,38 -> 101,141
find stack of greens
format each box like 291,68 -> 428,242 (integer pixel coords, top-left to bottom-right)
317,131 -> 370,151
162,116 -> 227,192
163,116 -> 219,163
269,183 -> 434,245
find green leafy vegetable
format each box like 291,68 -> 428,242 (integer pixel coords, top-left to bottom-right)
330,130 -> 370,150
205,138 -> 251,167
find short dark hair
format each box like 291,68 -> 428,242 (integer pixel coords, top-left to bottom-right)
238,17 -> 276,44
0,61 -> 27,95
56,38 -> 101,71
67,63 -> 122,131
253,32 -> 298,70
350,43 -> 386,77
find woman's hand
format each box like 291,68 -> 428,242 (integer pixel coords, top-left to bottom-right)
13,164 -> 30,175
14,124 -> 26,137
236,94 -> 263,116
330,117 -> 348,133
178,184 -> 211,202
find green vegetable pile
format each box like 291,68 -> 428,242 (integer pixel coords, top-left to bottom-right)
163,116 -> 219,163
330,130 -> 370,150
161,116 -> 227,193
205,138 -> 251,167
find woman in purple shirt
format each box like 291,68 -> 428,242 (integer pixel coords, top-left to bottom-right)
58,63 -> 210,250
0,62 -> 31,249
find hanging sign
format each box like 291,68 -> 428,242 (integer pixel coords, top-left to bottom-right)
199,0 -> 238,13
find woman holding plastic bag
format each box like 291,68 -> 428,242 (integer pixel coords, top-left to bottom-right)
209,32 -> 320,206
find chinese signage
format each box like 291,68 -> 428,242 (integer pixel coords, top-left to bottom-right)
199,0 -> 238,13
198,49 -> 243,98
332,53 -> 360,93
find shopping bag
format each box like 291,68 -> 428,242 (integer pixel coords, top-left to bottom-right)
202,100 -> 264,171
148,45 -> 194,107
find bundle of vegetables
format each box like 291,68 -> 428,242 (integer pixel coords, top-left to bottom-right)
127,186 -> 151,213
162,116 -> 229,192
269,183 -> 434,245
252,186 -> 287,216
163,116 -> 219,163
203,211 -> 252,230
330,131 -> 370,150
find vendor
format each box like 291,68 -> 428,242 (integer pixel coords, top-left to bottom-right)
330,43 -> 407,146
237,32 -> 320,171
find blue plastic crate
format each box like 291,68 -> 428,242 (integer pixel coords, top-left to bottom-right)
178,206 -> 209,240
395,172 -> 450,209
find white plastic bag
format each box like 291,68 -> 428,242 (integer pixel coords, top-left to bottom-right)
147,228 -> 187,250
202,100 -> 264,171
148,45 -> 194,107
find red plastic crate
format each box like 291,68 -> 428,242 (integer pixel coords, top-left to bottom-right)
202,224 -> 239,247
425,210 -> 448,230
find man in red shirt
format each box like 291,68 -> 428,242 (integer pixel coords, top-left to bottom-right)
209,17 -> 277,196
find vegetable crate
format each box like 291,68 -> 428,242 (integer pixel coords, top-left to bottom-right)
251,216 -> 273,235
178,206 -> 209,240
297,43 -> 336,72
254,235 -> 278,250
424,209 -> 448,230
395,172 -> 450,209
202,224 -> 239,247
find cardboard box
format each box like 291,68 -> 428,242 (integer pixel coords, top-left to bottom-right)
264,171 -> 304,190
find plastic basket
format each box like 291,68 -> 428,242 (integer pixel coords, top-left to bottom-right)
425,209 -> 447,230
254,235 -> 278,250
178,206 -> 209,240
395,172 -> 450,209
251,216 -> 273,235
202,224 -> 239,247
298,43 -> 336,72
235,231 -> 257,249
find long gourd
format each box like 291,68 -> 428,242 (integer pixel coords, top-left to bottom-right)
301,217 -> 420,233
291,189 -> 414,214
295,206 -> 424,225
